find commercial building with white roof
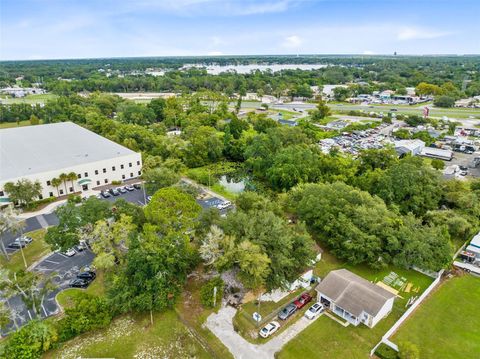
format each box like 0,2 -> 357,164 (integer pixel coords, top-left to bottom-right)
0,122 -> 142,203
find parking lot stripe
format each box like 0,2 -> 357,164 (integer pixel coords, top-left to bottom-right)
37,215 -> 49,228
27,310 -> 32,320
42,304 -> 48,317
44,259 -> 60,265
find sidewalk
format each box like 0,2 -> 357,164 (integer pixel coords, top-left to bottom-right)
16,199 -> 68,220
181,177 -> 229,202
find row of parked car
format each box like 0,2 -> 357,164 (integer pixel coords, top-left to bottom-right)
8,235 -> 33,249
99,183 -> 142,198
69,269 -> 96,288
259,292 -> 325,338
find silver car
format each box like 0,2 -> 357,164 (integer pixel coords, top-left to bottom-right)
278,303 -> 297,320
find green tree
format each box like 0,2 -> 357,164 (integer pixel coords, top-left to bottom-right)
0,206 -> 24,261
29,114 -> 40,125
67,172 -> 78,193
51,177 -> 62,196
200,276 -> 224,308
147,97 -> 166,122
332,86 -> 351,101
144,187 -> 201,234
311,97 -> 331,121
398,341 -> 420,359
184,126 -> 224,167
430,158 -> 445,170
108,225 -> 193,324
434,95 -> 455,108
4,179 -> 42,207
142,167 -> 180,195
59,172 -> 69,195
4,320 -> 58,359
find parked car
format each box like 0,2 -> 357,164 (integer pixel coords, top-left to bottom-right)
9,236 -> 33,248
63,248 -> 76,257
118,187 -> 127,194
109,188 -> 120,196
294,293 -> 313,309
69,278 -> 90,288
101,191 -> 111,198
304,302 -> 324,320
133,183 -> 141,190
125,185 -> 135,191
217,201 -> 232,210
259,321 -> 280,338
278,303 -> 297,320
77,271 -> 96,281
75,242 -> 87,252
459,165 -> 468,171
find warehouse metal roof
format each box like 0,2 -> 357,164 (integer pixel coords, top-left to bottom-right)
0,122 -> 137,181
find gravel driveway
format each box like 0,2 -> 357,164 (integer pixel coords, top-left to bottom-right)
205,306 -> 322,359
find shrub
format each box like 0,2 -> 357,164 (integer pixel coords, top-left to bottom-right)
431,159 -> 445,170
57,292 -> 112,341
375,343 -> 399,359
200,276 -> 224,308
111,180 -> 122,185
4,320 -> 58,359
67,194 -> 82,203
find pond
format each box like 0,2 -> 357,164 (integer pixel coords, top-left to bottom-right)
218,175 -> 246,193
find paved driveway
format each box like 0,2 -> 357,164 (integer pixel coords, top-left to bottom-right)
205,306 -> 322,359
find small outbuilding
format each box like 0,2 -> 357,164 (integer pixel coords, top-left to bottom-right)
316,269 -> 395,328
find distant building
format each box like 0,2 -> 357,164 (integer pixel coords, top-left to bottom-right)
316,269 -> 395,328
0,122 -> 142,204
0,87 -> 46,98
394,139 -> 425,157
420,147 -> 453,161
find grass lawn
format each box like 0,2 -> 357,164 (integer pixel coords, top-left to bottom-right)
0,93 -> 57,105
276,251 -> 433,359
43,310 -> 212,359
56,271 -> 106,309
175,268 -> 234,359
391,274 -> 480,359
0,229 -> 49,272
210,182 -> 238,201
0,119 -> 43,129
270,109 -> 298,120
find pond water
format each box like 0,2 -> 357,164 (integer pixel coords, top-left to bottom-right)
218,175 -> 246,193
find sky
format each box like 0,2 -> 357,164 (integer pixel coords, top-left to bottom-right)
1,0 -> 479,60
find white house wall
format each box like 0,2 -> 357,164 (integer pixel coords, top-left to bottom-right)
0,153 -> 142,201
371,296 -> 395,328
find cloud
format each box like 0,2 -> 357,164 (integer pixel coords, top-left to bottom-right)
282,35 -> 303,48
132,0 -> 296,16
397,27 -> 453,40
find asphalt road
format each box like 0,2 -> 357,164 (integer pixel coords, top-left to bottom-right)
2,249 -> 95,336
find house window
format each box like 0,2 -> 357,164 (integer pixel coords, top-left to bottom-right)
84,172 -> 88,177
95,170 -> 99,175
96,180 -> 100,185
122,175 -> 125,180
112,166 -> 116,171
104,179 -> 108,184
78,173 -> 82,179
49,192 -> 54,197
129,163 -> 132,167
39,194 -> 43,200
46,180 -> 51,186
60,189 -> 64,195
0,191 -> 4,197
69,187 -> 74,192
138,171 -> 141,175
137,160 -> 140,165
121,164 -> 124,169
103,168 -> 106,173
130,173 -> 133,177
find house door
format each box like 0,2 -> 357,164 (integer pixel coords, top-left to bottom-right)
82,184 -> 89,191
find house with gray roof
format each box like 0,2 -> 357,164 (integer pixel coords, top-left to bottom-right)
315,269 -> 395,328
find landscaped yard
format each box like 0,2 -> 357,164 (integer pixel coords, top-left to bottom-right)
391,274 -> 480,359
275,251 -> 433,359
0,229 -> 50,272
0,93 -> 57,105
43,310 -> 212,359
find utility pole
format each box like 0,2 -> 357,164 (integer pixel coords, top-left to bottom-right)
213,286 -> 217,307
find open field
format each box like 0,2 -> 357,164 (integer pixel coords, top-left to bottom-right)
0,93 -> 57,105
392,274 -> 480,359
329,103 -> 480,119
0,119 -> 44,129
0,229 -> 49,272
43,311 -> 212,359
276,251 -> 433,359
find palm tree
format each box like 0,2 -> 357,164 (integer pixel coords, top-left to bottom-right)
67,172 -> 77,193
51,177 -> 61,197
59,173 -> 69,196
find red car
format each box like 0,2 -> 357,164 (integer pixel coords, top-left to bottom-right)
293,293 -> 312,309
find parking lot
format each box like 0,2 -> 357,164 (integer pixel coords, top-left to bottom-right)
1,248 -> 94,336
99,186 -> 147,206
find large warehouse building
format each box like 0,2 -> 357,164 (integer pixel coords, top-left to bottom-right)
0,122 -> 142,203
